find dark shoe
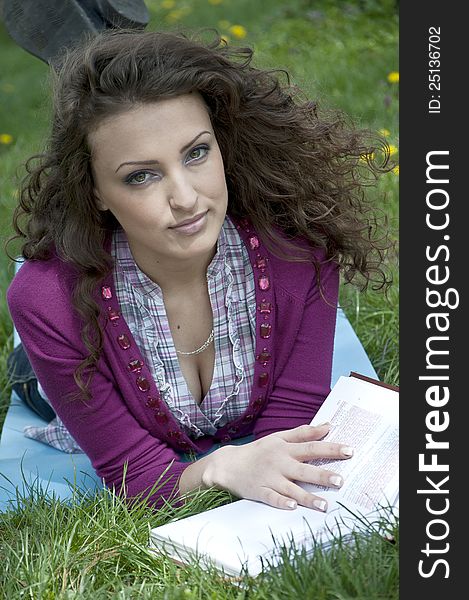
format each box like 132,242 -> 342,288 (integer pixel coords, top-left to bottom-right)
1,0 -> 149,64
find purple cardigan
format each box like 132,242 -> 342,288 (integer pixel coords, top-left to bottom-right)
7,218 -> 339,504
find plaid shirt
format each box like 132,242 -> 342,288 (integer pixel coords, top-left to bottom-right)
24,216 -> 256,450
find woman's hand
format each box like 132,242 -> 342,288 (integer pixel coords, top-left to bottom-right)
198,423 -> 354,512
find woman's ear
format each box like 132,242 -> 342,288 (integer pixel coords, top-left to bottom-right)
94,189 -> 108,212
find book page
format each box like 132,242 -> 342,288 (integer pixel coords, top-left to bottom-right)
302,376 -> 399,511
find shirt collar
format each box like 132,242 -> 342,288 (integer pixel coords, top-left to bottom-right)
206,218 -> 227,280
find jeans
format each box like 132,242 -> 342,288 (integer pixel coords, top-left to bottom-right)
7,343 -> 56,422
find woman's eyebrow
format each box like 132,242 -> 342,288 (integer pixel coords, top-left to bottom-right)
179,130 -> 211,154
115,159 -> 159,173
115,130 -> 212,173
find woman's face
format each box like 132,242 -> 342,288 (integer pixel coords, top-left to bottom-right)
90,93 -> 228,272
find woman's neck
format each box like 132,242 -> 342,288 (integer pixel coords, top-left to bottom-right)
129,243 -> 216,295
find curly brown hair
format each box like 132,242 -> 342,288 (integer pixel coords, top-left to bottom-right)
9,28 -> 392,398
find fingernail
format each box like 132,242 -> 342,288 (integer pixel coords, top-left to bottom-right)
341,446 -> 354,456
315,422 -> 330,428
329,475 -> 343,487
286,500 -> 297,510
313,499 -> 327,512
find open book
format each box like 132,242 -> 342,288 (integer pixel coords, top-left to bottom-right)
149,373 -> 399,578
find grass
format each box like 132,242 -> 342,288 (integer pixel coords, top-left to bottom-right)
0,483 -> 399,599
0,0 -> 398,596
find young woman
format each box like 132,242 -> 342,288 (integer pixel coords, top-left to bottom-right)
7,29 -> 390,512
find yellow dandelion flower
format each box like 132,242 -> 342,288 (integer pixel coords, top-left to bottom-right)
392,165 -> 400,175
388,144 -> 398,156
218,20 -> 231,30
387,71 -> 399,84
161,0 -> 175,8
209,0 -> 223,4
360,151 -> 375,162
166,9 -> 184,22
0,133 -> 13,145
379,128 -> 390,137
229,25 -> 247,39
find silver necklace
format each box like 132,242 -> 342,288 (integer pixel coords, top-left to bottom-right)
175,329 -> 214,356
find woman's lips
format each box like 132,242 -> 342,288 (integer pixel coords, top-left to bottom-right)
169,211 -> 208,235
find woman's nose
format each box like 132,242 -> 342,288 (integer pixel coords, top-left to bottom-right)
167,172 -> 198,212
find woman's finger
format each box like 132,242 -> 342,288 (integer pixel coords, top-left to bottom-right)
274,423 -> 331,443
256,487 -> 300,511
275,480 -> 329,512
290,440 -> 354,462
290,460 -> 345,490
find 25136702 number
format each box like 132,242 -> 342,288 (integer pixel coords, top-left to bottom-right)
428,26 -> 441,114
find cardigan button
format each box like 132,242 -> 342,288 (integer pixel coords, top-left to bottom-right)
155,411 -> 169,425
258,372 -> 269,387
146,396 -> 160,409
221,435 -> 231,443
258,301 -> 272,315
242,414 -> 254,424
256,349 -> 271,363
101,286 -> 112,300
258,275 -> 270,291
117,334 -> 131,350
228,426 -> 239,434
255,257 -> 267,271
260,323 -> 272,339
128,359 -> 144,373
253,397 -> 264,410
136,376 -> 150,392
108,308 -> 120,325
248,235 -> 260,250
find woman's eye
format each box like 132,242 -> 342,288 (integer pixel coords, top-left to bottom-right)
187,145 -> 209,163
126,171 -> 155,185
